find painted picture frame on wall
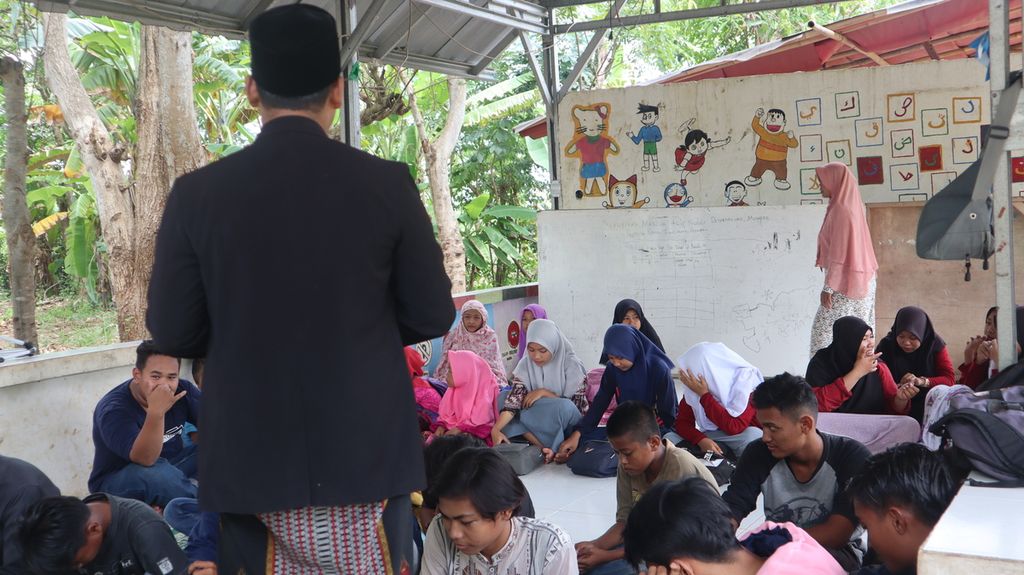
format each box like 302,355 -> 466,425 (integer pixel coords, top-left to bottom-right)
855,118 -> 884,147
835,91 -> 861,119
800,134 -> 824,162
1012,157 -> 1024,183
826,140 -> 852,166
887,93 -> 916,123
930,171 -> 958,195
799,168 -> 822,195
919,145 -> 944,172
856,156 -> 885,185
952,97 -> 983,124
952,137 -> 979,165
796,98 -> 823,127
891,129 -> 915,158
890,163 -> 920,191
921,108 -> 949,137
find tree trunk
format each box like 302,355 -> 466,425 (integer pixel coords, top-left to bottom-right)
43,13 -> 136,338
132,26 -> 206,337
407,76 -> 468,293
44,15 -> 205,340
1,56 -> 39,346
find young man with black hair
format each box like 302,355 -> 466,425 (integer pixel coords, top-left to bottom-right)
576,401 -> 715,575
847,444 -> 959,575
722,373 -> 871,571
89,340 -> 200,508
0,456 -> 59,568
623,477 -> 844,575
18,495 -> 186,575
421,448 -> 576,574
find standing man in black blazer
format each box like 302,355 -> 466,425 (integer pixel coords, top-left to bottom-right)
146,5 -> 455,573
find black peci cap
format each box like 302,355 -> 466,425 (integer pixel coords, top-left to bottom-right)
248,4 -> 341,97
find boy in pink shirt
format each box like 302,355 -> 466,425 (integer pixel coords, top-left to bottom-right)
622,477 -> 844,575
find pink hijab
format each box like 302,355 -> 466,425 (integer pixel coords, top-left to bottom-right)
435,300 -> 508,386
815,162 -> 878,299
437,350 -> 498,431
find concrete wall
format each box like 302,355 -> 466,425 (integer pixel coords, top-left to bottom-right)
557,60 -> 1002,209
0,343 -> 138,495
0,284 -> 538,496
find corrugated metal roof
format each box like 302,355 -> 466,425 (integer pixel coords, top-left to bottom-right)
33,0 -> 545,79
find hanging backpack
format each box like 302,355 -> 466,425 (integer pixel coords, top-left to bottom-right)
928,385 -> 1024,485
916,71 -> 1022,274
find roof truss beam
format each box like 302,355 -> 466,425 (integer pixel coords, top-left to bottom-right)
551,0 -> 851,35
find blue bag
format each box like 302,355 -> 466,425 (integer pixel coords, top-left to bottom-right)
567,440 -> 619,478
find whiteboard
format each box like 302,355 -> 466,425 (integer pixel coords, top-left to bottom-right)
538,205 -> 827,376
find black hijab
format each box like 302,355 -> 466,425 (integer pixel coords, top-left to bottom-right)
599,299 -> 665,364
806,316 -> 886,414
875,306 -> 946,383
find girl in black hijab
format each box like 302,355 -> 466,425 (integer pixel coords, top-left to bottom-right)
598,299 -> 665,364
875,306 -> 955,422
806,316 -> 918,415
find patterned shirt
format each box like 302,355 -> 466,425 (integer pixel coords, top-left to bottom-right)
422,515 -> 578,575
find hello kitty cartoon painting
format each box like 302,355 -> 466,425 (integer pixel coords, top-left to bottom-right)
564,103 -> 619,198
603,174 -> 650,209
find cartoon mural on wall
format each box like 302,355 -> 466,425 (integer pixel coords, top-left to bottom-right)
724,180 -> 749,206
564,103 -> 619,198
626,104 -> 663,172
556,60 -> 988,208
675,118 -> 731,186
745,107 -> 798,191
604,174 -> 650,208
663,182 -> 693,207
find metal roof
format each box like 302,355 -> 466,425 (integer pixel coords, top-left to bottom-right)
33,0 -> 547,79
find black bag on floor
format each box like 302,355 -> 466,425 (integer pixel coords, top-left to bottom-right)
929,400 -> 1024,486
567,440 -> 619,478
494,442 -> 545,476
978,360 -> 1024,392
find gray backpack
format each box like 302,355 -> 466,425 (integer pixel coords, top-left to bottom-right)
916,71 -> 1021,275
929,385 -> 1024,485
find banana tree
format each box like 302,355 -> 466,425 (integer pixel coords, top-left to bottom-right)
458,192 -> 537,290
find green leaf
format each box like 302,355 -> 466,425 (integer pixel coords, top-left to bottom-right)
526,136 -> 550,171
481,205 -> 537,221
466,73 -> 534,106
26,185 -> 74,207
483,226 -> 520,258
464,238 -> 488,270
463,192 -> 491,220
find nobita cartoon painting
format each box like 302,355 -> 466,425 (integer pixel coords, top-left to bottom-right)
663,182 -> 693,208
724,180 -> 749,206
565,103 -> 619,198
627,103 -> 663,172
604,174 -> 650,209
675,118 -> 730,186
745,107 -> 798,190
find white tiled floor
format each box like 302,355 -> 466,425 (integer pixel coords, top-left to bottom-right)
520,462 -> 765,545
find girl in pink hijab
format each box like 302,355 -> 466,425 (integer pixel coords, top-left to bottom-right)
434,350 -> 499,444
435,300 -> 508,387
810,162 -> 879,354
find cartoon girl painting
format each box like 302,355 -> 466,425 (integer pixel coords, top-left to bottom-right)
565,103 -> 619,198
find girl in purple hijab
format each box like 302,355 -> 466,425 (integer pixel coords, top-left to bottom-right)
517,304 -> 548,359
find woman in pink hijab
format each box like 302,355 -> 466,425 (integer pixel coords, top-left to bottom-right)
810,162 -> 879,353
434,350 -> 499,444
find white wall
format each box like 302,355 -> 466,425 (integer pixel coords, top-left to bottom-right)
557,60 -> 1003,209
0,343 -> 138,496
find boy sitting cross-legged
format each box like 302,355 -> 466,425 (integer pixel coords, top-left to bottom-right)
576,401 -> 715,575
